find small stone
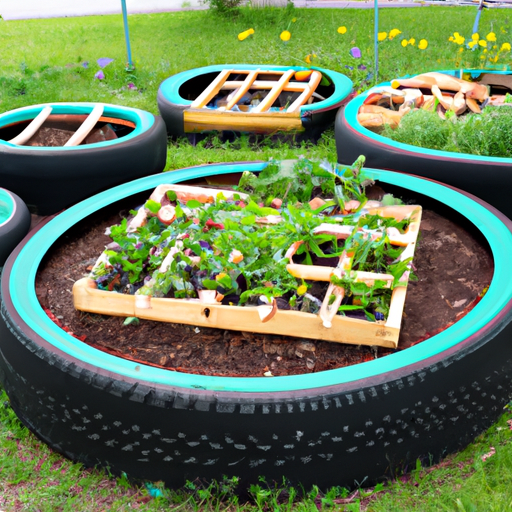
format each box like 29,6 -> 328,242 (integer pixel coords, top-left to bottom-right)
306,358 -> 316,370
297,341 -> 316,352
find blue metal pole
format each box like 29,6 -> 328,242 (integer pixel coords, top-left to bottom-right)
374,0 -> 379,82
472,0 -> 485,36
121,0 -> 134,70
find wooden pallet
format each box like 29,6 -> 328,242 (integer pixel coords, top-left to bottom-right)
184,69 -> 322,133
73,186 -> 422,349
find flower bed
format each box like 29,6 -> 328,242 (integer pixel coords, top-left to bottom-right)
73,158 -> 421,349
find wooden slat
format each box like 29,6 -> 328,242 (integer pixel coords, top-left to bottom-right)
64,104 -> 104,146
184,109 -> 303,134
190,69 -> 232,108
222,69 -> 259,111
73,278 -> 399,348
219,80 -> 309,92
8,106 -> 53,145
251,69 -> 295,113
286,70 -> 323,113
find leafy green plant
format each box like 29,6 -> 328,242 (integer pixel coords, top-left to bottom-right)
381,106 -> 512,158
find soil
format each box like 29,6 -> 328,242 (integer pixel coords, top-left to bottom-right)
35,190 -> 494,378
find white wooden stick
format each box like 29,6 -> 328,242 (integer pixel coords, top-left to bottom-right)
8,106 -> 53,145
64,104 -> 104,147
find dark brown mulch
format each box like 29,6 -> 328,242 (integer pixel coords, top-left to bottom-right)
35,197 -> 493,378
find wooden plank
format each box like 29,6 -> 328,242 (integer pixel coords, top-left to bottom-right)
219,80 -> 309,92
64,104 -> 104,146
184,109 -> 303,134
286,70 -> 323,113
190,69 -> 232,109
251,69 -> 295,113
8,106 -> 53,145
223,69 -> 259,111
73,278 -> 399,348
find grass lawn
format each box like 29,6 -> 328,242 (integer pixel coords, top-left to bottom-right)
1,4 -> 512,510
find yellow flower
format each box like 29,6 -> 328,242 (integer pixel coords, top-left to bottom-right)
472,33 -> 480,41
455,35 -> 465,45
479,39 -> 487,48
449,36 -> 454,42
377,31 -> 387,41
337,26 -> 347,34
418,39 -> 428,50
297,284 -> 308,296
468,40 -> 477,49
401,39 -> 408,47
409,38 -> 415,45
292,17 -> 297,22
486,32 -> 497,42
280,30 -> 291,42
459,47 -> 464,53
389,28 -> 402,40
237,28 -> 255,41
501,42 -> 511,51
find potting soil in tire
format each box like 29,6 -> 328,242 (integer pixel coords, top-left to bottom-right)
36,191 -> 493,377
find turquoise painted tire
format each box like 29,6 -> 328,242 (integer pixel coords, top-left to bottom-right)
0,103 -> 168,215
1,162 -> 512,491
0,188 -> 30,268
157,65 -> 353,136
335,69 -> 512,217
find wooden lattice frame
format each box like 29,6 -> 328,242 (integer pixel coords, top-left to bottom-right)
190,69 -> 323,114
73,186 -> 421,349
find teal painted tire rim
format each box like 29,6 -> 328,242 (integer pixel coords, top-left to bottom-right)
158,64 -> 353,114
7,162 -> 512,393
0,102 -> 155,151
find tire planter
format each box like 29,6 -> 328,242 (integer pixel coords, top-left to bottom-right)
0,187 -> 30,268
1,162 -> 512,492
0,102 -> 168,215
157,64 -> 353,137
335,69 -> 512,218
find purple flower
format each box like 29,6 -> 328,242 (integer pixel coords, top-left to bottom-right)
127,82 -> 137,90
82,61 -> 89,68
358,64 -> 367,70
345,65 -> 354,70
97,57 -> 114,69
350,47 -> 362,58
94,70 -> 105,80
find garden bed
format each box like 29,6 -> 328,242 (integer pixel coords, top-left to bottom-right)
35,163 -> 493,377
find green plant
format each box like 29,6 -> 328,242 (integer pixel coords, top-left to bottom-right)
381,106 -> 512,158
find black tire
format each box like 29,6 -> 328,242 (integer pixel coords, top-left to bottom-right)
0,103 -> 168,215
157,65 -> 353,137
1,163 -> 512,492
335,74 -> 512,218
0,188 -> 31,268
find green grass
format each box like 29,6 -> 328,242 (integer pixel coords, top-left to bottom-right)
1,5 -> 512,510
